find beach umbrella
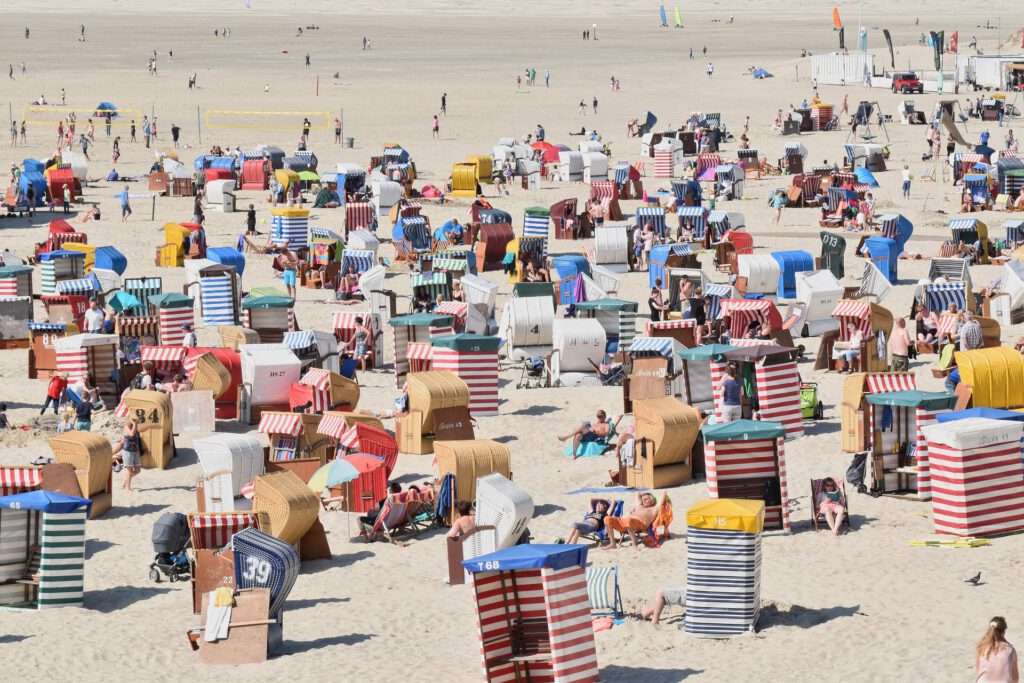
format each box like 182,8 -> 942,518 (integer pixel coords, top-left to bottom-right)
108,290 -> 142,314
307,458 -> 360,493
341,453 -> 385,473
298,170 -> 320,182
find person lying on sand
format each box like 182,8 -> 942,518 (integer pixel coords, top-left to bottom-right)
558,409 -> 612,459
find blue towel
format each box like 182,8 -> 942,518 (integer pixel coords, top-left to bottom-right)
566,486 -> 648,495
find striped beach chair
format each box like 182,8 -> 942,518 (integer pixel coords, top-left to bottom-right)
636,206 -> 667,237
695,153 -> 722,179
345,202 -> 375,234
523,207 -> 550,239
230,527 -> 300,618
586,564 -> 624,618
122,277 -> 162,316
412,271 -> 451,302
198,274 -> 237,325
799,174 -> 822,205
737,148 -> 760,178
1005,219 -> 1024,246
925,283 -> 967,313
339,248 -> 376,275
677,206 -> 708,241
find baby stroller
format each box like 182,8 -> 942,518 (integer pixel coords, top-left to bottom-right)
800,382 -> 824,420
149,511 -> 192,583
517,355 -> 552,389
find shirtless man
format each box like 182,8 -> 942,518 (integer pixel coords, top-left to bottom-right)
604,492 -> 659,550
558,409 -> 612,460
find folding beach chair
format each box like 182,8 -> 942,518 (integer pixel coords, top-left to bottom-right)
361,499 -> 413,544
580,499 -> 624,545
810,478 -> 850,531
586,565 -> 624,618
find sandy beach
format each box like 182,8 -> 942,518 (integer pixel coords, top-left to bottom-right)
1,3 -> 1023,681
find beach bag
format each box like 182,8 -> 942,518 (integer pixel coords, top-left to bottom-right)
846,452 -> 867,488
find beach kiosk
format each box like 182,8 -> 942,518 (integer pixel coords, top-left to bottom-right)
28,321 -> 76,379
863,391 -> 956,500
431,334 -> 501,417
922,417 -> 1024,537
149,293 -> 195,347
684,498 -> 765,638
462,544 -> 599,683
702,419 -> 790,531
388,312 -> 455,387
194,433 -> 265,513
49,431 -> 113,518
270,207 -> 309,251
54,333 -> 119,403
0,491 -> 90,610
241,295 -> 296,344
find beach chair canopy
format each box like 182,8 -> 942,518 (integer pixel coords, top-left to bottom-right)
936,407 -> 1024,424
462,543 -> 588,573
954,347 -> 1024,409
864,390 -> 957,411
701,419 -> 785,442
678,343 -> 738,361
0,489 -> 92,513
921,417 -> 1024,451
687,498 -> 765,533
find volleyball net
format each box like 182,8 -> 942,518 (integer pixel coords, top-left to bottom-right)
203,109 -> 333,133
22,105 -> 144,127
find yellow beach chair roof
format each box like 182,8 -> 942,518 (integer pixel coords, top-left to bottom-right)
686,498 -> 765,533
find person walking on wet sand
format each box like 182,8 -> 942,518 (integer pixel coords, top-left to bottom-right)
441,92 -> 447,115
432,114 -> 440,139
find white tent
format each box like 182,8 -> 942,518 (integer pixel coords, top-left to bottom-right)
578,140 -> 604,154
788,269 -> 842,336
194,433 -> 264,513
738,254 -> 780,294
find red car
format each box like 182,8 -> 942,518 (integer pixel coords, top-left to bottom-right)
892,72 -> 924,94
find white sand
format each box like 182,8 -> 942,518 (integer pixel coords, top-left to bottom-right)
1,3 -> 1023,681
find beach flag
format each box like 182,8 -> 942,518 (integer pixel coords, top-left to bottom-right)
883,29 -> 895,67
659,4 -> 668,27
839,27 -> 845,49
858,27 -> 868,51
950,31 -> 959,53
675,5 -> 683,28
832,7 -> 842,30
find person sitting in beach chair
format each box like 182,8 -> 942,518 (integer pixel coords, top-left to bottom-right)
811,476 -> 849,535
360,481 -> 401,528
446,501 -> 476,540
566,498 -> 612,545
604,491 -> 659,550
558,410 -> 621,459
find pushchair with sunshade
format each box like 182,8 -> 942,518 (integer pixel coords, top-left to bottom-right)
149,511 -> 192,582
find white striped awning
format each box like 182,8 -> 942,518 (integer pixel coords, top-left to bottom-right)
628,336 -> 675,357
434,301 -> 468,319
299,367 -> 331,391
189,513 -> 261,550
257,412 -> 303,437
317,413 -> 349,440
412,272 -> 448,287
948,218 -> 979,231
310,227 -> 342,241
865,373 -> 917,393
407,342 -> 433,361
431,258 -> 467,272
0,295 -> 30,303
0,467 -> 42,496
677,206 -> 707,217
141,345 -> 187,364
831,300 -> 871,319
283,330 -> 316,350
925,283 -> 966,312
56,277 -> 97,295
721,299 -> 772,314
